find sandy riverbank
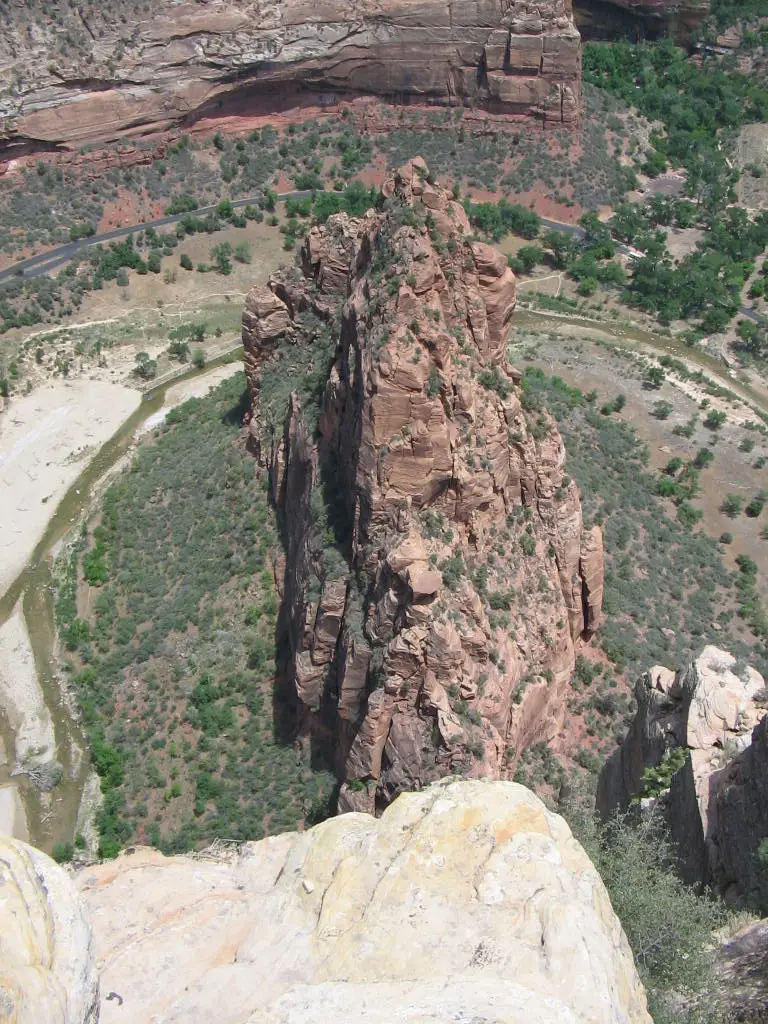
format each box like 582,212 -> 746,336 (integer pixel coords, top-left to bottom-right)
0,731 -> 29,838
138,361 -> 244,434
0,378 -> 141,600
0,785 -> 29,839
0,605 -> 56,768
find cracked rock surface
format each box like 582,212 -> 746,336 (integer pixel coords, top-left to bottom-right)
71,779 -> 651,1023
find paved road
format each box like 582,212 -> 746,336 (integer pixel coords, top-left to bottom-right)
2,199 -> 764,326
0,190 -> 314,284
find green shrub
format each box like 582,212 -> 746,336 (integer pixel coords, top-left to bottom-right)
426,367 -> 441,398
745,492 -> 766,518
636,747 -> 689,800
703,410 -> 727,431
721,494 -> 742,518
440,554 -> 464,589
52,841 -> 74,863
568,806 -> 730,1023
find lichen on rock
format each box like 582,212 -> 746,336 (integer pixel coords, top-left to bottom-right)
243,157 -> 603,813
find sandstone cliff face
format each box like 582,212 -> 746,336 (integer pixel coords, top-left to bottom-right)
598,646 -> 768,910
576,0 -> 709,40
0,0 -> 581,154
243,157 -> 603,813
61,780 -> 650,1023
0,836 -> 98,1023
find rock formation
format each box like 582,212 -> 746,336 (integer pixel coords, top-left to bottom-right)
243,157 -> 603,813
714,917 -> 768,1023
598,645 -> 768,910
0,779 -> 651,1023
0,836 -> 99,1023
575,0 -> 709,41
0,0 -> 581,155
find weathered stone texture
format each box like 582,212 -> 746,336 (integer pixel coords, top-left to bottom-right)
243,157 -> 603,812
0,780 -> 647,1023
598,646 -> 768,911
0,0 -> 582,153
0,837 -> 99,1024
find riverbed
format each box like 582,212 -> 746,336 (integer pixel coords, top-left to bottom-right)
0,357 -> 244,852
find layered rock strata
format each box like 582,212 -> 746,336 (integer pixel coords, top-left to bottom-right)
0,0 -> 581,155
574,0 -> 709,41
598,646 -> 768,910
243,157 -> 603,813
599,0 -> 709,34
0,780 -> 653,1023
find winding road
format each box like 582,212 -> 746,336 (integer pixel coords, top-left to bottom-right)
1,194 -> 764,325
0,191 -> 315,284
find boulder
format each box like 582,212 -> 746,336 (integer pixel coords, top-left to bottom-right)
65,780 -> 652,1023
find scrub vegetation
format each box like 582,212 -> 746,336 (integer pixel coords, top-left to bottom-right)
56,374 -> 336,857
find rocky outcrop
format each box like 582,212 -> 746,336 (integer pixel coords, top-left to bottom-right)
602,0 -> 709,32
598,646 -> 768,910
243,157 -> 603,812
574,0 -> 709,42
0,0 -> 581,155
0,836 -> 99,1023
715,918 -> 768,1023
66,779 -> 652,1023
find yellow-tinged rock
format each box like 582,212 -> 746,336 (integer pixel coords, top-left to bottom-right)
0,837 -> 98,1023
67,780 -> 651,1023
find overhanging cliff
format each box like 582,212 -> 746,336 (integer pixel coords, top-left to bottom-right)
0,0 -> 582,155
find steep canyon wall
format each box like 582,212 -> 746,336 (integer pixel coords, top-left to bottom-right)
0,0 -> 582,155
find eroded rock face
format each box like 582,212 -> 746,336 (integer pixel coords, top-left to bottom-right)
597,0 -> 709,35
0,837 -> 99,1024
0,0 -> 581,154
598,646 -> 768,910
69,780 -> 653,1022
715,918 -> 768,1023
243,157 -> 603,812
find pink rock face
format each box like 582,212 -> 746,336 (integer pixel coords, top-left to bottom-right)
580,524 -> 604,636
2,0 -> 582,154
243,158 -> 603,813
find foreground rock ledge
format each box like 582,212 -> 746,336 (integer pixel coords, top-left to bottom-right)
1,780 -> 651,1023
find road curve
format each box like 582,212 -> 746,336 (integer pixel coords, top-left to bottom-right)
1,200 -> 764,326
0,191 -> 315,284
